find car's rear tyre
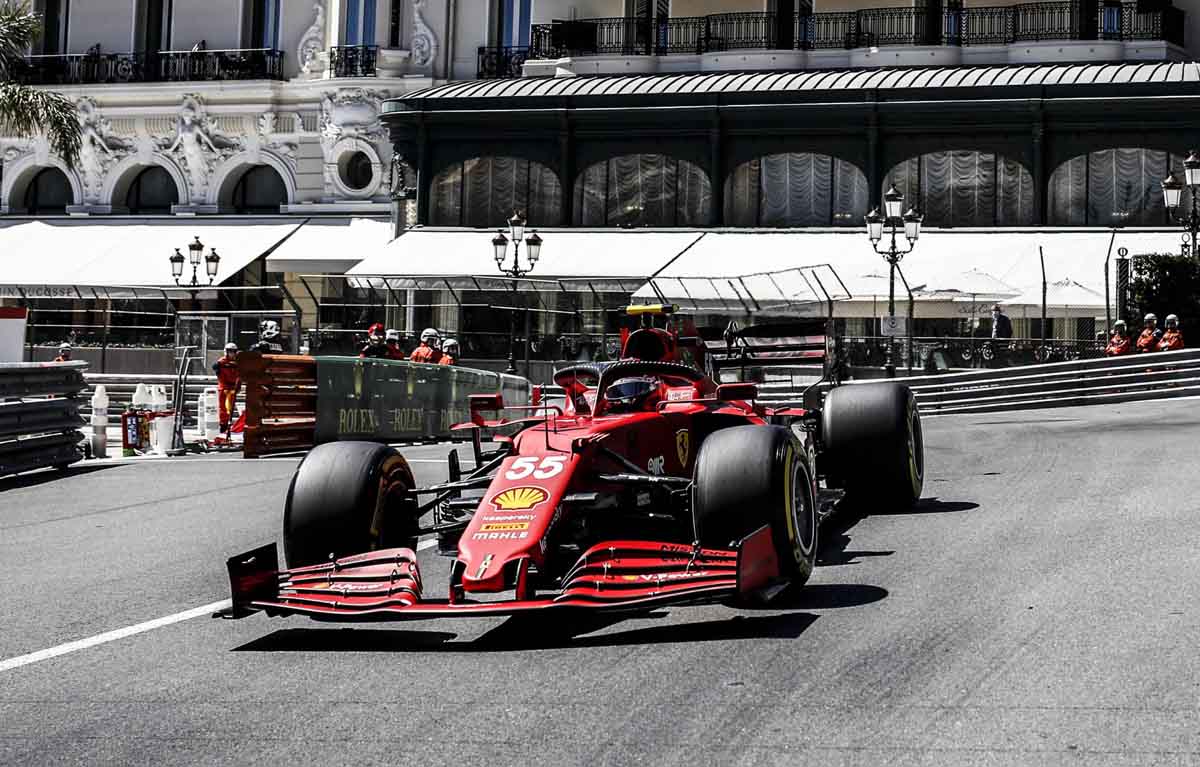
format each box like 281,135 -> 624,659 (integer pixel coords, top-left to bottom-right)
283,441 -> 418,568
822,383 -> 923,509
692,426 -> 817,587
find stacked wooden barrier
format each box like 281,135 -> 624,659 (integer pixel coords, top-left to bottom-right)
239,353 -> 317,458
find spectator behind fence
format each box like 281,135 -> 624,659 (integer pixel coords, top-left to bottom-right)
1136,313 -> 1162,353
53,342 -> 71,362
1158,314 -> 1185,351
439,338 -> 459,366
1105,320 -> 1133,356
990,304 -> 1013,340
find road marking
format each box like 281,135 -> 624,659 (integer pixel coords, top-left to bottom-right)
0,537 -> 440,674
0,599 -> 231,674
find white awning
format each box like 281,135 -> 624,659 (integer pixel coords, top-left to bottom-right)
0,218 -> 303,294
264,217 -> 392,274
347,228 -> 706,291
637,228 -> 1182,306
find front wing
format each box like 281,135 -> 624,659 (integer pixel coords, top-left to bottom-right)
224,527 -> 780,622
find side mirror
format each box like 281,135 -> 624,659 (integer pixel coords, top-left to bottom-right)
469,393 -> 503,425
716,382 -> 757,402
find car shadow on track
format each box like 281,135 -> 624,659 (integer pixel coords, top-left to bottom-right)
232,611 -> 821,654
230,584 -> 890,654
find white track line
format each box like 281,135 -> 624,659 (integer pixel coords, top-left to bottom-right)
0,537 -> 439,674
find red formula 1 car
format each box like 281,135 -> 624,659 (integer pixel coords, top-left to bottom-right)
224,306 -> 924,622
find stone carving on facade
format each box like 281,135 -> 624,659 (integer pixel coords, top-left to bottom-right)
258,112 -> 276,136
298,2 -> 326,74
162,95 -> 240,204
411,0 -> 437,68
319,88 -> 388,144
76,98 -> 129,204
318,88 -> 390,199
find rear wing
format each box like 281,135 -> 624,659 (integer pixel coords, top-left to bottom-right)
710,320 -> 845,387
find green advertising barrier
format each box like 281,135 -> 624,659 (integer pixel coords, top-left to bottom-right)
314,356 -> 530,444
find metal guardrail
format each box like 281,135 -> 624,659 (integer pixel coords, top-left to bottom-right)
758,349 -> 1200,415
0,361 -> 88,477
81,373 -> 227,427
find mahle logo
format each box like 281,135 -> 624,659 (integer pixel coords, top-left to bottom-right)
490,486 -> 549,511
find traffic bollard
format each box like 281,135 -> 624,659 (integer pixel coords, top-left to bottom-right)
90,384 -> 109,459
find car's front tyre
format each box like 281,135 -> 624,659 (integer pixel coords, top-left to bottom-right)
692,425 -> 817,588
283,441 -> 418,567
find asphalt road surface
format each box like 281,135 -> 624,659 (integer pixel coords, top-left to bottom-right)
2,399 -> 1199,766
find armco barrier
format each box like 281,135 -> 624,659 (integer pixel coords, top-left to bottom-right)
239,353 -> 530,458
758,348 -> 1200,415
0,361 -> 88,476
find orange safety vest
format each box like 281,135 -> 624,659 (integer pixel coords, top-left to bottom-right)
1158,329 -> 1185,351
1136,328 -> 1161,353
1105,334 -> 1133,356
213,356 -> 240,389
409,344 -> 442,364
438,355 -> 456,366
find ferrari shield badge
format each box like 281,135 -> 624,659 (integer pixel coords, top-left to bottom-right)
675,429 -> 690,467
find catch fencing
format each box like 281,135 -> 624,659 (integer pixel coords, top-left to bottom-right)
0,361 -> 87,476
759,349 -> 1200,414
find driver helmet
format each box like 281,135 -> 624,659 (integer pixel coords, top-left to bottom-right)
385,328 -> 400,344
1144,313 -> 1157,326
1166,313 -> 1179,329
260,320 -> 280,339
441,338 -> 460,356
604,376 -> 659,412
420,327 -> 439,345
367,322 -> 385,345
58,342 -> 71,355
224,342 -> 238,355
1112,320 -> 1127,333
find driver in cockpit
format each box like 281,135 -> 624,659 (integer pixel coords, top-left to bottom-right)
602,376 -> 662,414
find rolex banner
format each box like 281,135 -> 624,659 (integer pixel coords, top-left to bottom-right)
313,357 -> 530,444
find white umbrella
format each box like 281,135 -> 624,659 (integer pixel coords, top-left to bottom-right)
935,269 -> 1020,300
1008,278 -> 1105,311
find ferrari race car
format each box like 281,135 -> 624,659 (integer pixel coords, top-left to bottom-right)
224,306 -> 923,622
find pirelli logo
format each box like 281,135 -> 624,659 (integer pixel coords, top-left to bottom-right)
480,522 -> 530,532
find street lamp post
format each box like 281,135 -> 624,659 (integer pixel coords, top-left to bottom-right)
865,186 -> 922,378
169,235 -> 221,301
1161,151 -> 1200,258
491,211 -> 542,375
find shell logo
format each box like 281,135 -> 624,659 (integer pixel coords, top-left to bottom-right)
490,486 -> 549,511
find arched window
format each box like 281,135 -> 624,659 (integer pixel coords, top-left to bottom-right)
231,165 -> 287,213
1048,148 -> 1181,227
884,150 -> 1034,227
125,166 -> 179,214
430,156 -> 562,227
725,153 -> 868,227
573,154 -> 711,227
23,167 -> 73,214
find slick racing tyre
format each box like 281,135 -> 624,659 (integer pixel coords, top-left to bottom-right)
821,383 -> 923,510
283,441 -> 417,568
692,426 -> 817,587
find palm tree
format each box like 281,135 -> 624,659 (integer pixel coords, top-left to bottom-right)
0,0 -> 80,165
